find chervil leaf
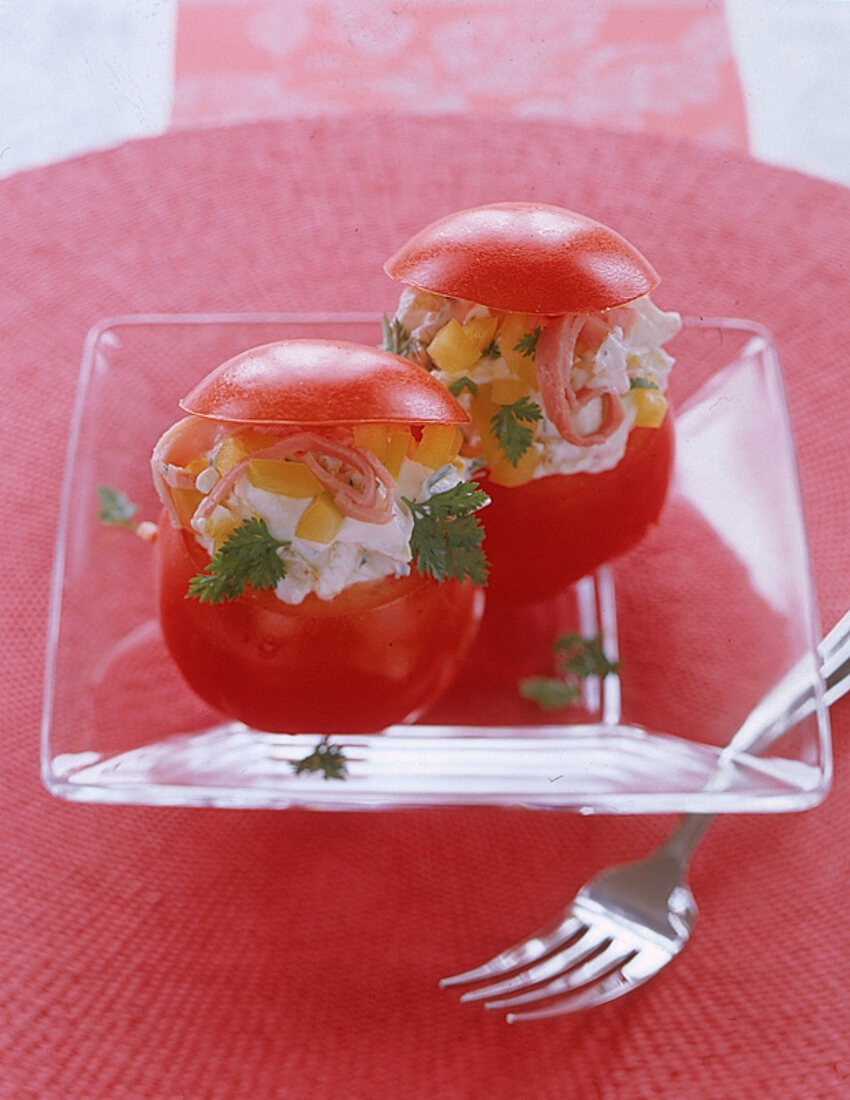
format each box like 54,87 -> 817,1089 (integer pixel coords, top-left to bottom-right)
97,485 -> 138,528
403,481 -> 489,585
514,326 -> 542,358
489,396 -> 542,466
481,339 -> 501,360
520,632 -> 620,712
448,375 -> 478,397
187,516 -> 289,604
629,377 -> 658,390
554,632 -> 621,679
519,677 -> 580,711
381,314 -> 422,360
292,737 -> 348,780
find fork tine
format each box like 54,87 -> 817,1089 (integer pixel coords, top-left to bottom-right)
458,925 -> 610,1002
504,962 -> 644,1022
482,940 -> 637,1012
439,911 -> 584,987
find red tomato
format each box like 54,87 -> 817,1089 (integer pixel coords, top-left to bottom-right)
480,414 -> 675,603
153,339 -> 486,734
181,339 -> 468,426
384,202 -> 659,315
156,512 -> 484,734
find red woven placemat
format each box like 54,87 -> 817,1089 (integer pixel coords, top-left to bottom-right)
1,116 -> 848,1099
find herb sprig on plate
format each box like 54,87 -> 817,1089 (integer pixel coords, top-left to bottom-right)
520,632 -> 621,711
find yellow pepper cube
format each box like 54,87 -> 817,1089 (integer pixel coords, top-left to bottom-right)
468,382 -> 498,437
413,423 -> 463,470
384,427 -> 413,478
482,440 -> 539,488
462,314 -> 499,351
209,506 -> 242,549
427,319 -> 482,376
631,387 -> 668,429
498,313 -> 539,386
171,486 -> 204,528
352,422 -> 389,464
214,436 -> 251,475
295,492 -> 344,544
247,458 -> 324,498
490,376 -> 528,406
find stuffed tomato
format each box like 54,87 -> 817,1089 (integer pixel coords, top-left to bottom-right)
384,202 -> 680,602
151,339 -> 488,734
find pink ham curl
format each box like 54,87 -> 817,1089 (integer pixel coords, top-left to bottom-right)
198,429 -> 395,526
534,315 -> 626,448
151,416 -> 226,526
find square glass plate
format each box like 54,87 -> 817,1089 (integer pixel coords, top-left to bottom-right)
42,314 -> 831,813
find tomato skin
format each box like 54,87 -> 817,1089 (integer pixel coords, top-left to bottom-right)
180,339 -> 468,427
155,511 -> 484,734
480,414 -> 675,603
384,203 -> 659,315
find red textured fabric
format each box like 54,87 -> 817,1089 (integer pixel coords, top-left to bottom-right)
1,116 -> 849,1099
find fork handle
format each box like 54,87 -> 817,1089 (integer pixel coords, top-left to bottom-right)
662,609 -> 850,865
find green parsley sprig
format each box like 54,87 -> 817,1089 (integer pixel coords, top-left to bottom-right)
381,314 -> 423,361
520,632 -> 621,712
519,677 -> 579,711
97,485 -> 139,529
291,737 -> 348,781
448,375 -> 478,398
514,326 -> 542,358
404,480 -> 489,586
490,396 -> 543,466
187,516 -> 289,604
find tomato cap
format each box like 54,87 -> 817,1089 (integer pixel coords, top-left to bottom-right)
384,202 -> 659,315
180,339 -> 470,425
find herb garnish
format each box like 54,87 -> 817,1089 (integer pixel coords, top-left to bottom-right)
481,339 -> 501,360
520,632 -> 621,712
448,375 -> 478,398
381,314 -> 422,360
97,485 -> 139,529
292,736 -> 348,780
629,377 -> 658,390
490,396 -> 543,465
187,516 -> 289,604
404,481 -> 489,585
554,632 -> 621,679
519,677 -> 579,710
514,326 -> 542,358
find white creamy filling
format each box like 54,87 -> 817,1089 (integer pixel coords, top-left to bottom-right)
190,457 -> 463,605
393,291 -> 679,479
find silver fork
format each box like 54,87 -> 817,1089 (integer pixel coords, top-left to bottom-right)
441,610 -> 850,1022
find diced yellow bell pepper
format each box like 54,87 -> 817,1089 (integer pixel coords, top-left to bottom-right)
482,438 -> 539,487
468,381 -> 496,428
186,456 -> 210,477
384,427 -> 412,478
215,436 -> 251,475
413,423 -> 463,469
462,314 -> 499,351
295,492 -> 344,543
490,376 -> 528,406
352,422 -> 389,464
498,313 -> 539,386
171,486 -> 204,528
247,458 -> 324,498
631,387 -> 668,429
209,506 -> 242,549
427,319 -> 481,376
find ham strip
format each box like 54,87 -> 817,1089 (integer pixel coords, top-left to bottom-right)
534,315 -> 625,448
156,421 -> 397,530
